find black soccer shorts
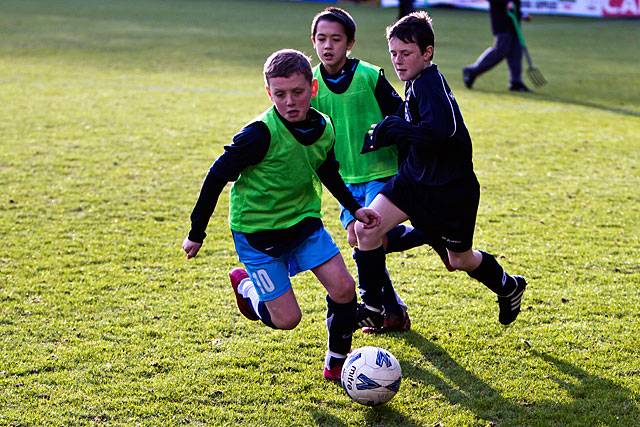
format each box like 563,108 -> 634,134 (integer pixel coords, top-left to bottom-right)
380,172 -> 480,253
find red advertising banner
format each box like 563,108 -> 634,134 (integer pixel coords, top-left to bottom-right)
602,0 -> 640,16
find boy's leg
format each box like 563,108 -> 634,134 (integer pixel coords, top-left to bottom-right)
384,223 -> 425,253
312,253 -> 357,381
448,249 -> 527,325
361,181 -> 411,321
354,194 -> 408,325
230,231 -> 302,329
229,267 -> 302,330
436,175 -> 526,325
385,224 -> 454,271
288,226 -> 354,381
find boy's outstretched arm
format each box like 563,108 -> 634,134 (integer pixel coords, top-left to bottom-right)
183,172 -> 227,258
183,122 -> 270,259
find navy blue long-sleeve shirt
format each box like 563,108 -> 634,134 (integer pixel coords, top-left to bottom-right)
367,64 -> 474,186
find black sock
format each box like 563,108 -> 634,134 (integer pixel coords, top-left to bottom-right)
467,251 -> 516,296
385,224 -> 426,253
326,294 -> 356,362
353,246 -> 388,311
257,301 -> 276,329
381,267 -> 403,316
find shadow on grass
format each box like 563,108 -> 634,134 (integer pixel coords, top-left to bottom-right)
470,86 -> 640,118
311,383 -> 423,427
310,410 -> 347,427
527,350 -> 640,425
536,92 -> 640,118
400,330 -> 523,424
311,406 -> 422,427
400,331 -> 640,425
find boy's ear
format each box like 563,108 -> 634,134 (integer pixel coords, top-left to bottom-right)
423,45 -> 434,62
311,78 -> 318,98
265,84 -> 273,101
347,38 -> 355,52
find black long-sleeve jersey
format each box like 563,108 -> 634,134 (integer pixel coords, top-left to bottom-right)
188,108 -> 361,246
318,58 -> 403,117
367,64 -> 475,186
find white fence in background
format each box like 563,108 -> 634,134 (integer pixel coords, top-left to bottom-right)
381,0 -> 640,18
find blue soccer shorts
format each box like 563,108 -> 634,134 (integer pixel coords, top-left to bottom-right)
232,226 -> 340,302
339,179 -> 388,229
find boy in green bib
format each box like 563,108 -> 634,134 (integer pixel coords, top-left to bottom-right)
310,7 -> 451,333
182,49 -> 380,382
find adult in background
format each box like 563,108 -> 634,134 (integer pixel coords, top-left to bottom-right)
462,0 -> 531,92
398,0 -> 415,19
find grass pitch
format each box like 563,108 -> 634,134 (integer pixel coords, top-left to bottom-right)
1,0 -> 639,425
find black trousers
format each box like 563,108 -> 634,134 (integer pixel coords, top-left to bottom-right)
467,32 -> 523,84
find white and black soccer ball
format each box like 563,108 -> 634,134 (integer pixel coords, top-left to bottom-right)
341,346 -> 402,406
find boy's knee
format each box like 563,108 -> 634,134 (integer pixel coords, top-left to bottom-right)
331,275 -> 356,303
354,221 -> 384,247
273,312 -> 302,330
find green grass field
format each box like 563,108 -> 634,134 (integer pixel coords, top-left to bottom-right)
1,0 -> 639,425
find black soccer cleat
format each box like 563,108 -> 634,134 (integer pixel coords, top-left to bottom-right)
353,303 -> 384,332
509,82 -> 532,93
497,275 -> 527,325
362,305 -> 411,334
462,67 -> 476,89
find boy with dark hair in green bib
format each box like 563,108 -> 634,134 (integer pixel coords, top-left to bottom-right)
310,7 -> 452,333
182,49 -> 380,382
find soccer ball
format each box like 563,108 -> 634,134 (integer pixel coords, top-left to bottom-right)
341,346 -> 402,406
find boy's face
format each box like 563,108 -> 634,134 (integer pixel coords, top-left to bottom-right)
266,72 -> 318,123
388,37 -> 433,81
311,20 -> 354,74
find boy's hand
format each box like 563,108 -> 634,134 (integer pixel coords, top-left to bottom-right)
354,207 -> 381,229
182,238 -> 202,259
361,124 -> 378,153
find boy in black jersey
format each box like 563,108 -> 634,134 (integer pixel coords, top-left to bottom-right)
182,49 -> 380,381
310,7 -> 452,334
355,12 -> 527,326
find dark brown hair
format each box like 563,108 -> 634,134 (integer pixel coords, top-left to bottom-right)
386,11 -> 435,58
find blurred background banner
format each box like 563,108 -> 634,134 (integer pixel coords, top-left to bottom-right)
380,0 -> 639,17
